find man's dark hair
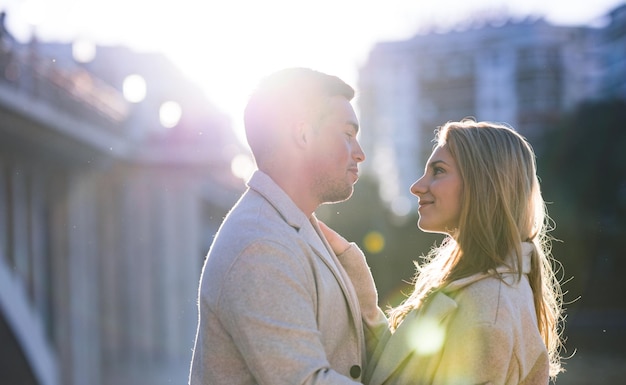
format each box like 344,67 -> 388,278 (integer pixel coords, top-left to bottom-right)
244,67 -> 354,160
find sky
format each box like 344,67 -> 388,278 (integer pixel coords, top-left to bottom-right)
0,0 -> 624,140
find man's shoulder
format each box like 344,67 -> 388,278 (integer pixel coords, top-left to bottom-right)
219,190 -> 296,241
205,192 -> 305,268
200,201 -> 302,293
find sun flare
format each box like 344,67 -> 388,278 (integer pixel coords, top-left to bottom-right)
4,0 -> 619,146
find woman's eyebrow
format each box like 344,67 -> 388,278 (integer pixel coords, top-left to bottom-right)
428,160 -> 448,168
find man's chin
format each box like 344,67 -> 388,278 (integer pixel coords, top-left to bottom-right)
322,187 -> 354,205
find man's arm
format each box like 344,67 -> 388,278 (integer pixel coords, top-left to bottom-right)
217,240 -> 362,385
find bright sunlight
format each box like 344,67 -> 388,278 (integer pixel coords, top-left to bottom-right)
5,0 -> 623,143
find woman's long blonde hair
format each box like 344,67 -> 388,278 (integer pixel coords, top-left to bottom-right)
388,119 -> 564,377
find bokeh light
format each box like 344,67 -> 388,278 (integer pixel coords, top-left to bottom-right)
72,39 -> 96,63
122,74 -> 147,103
364,231 -> 385,254
391,196 -> 413,217
230,153 -> 255,181
159,101 -> 182,129
407,316 -> 446,356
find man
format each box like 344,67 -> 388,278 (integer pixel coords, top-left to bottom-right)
189,68 -> 368,384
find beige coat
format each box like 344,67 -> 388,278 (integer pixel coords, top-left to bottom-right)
190,171 -> 366,385
338,243 -> 550,385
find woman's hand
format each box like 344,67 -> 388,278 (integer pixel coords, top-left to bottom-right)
318,221 -> 352,255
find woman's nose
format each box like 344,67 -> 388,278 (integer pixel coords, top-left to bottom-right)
410,175 -> 426,196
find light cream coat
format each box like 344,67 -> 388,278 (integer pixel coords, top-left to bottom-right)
190,171 -> 366,385
338,242 -> 550,385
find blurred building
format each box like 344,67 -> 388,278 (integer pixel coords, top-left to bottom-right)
357,6 -> 625,215
0,14 -> 246,385
596,3 -> 626,99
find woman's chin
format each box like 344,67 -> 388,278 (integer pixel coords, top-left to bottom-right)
417,221 -> 447,235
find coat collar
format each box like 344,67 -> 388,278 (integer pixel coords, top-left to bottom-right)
442,242 -> 534,294
246,170 -> 337,269
367,242 -> 534,385
247,170 -> 308,231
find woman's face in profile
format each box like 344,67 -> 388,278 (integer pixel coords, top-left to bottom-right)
410,145 -> 463,235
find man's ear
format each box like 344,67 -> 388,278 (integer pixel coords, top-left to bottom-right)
292,120 -> 310,148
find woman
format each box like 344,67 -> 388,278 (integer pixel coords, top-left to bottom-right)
321,119 -> 565,385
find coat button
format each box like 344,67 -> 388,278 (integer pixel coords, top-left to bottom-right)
350,365 -> 361,379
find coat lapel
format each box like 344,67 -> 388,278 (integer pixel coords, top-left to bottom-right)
249,171 -> 361,316
306,215 -> 362,318
305,216 -> 343,275
306,215 -> 365,356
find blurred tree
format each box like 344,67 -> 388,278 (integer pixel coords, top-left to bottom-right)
536,98 -> 626,312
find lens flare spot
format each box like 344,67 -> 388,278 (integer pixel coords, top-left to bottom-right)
231,154 -> 255,181
391,196 -> 412,217
406,316 -> 446,356
159,101 -> 182,128
363,231 -> 385,254
72,39 -> 96,63
123,74 -> 147,103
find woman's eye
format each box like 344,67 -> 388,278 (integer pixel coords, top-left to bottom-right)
433,167 -> 444,175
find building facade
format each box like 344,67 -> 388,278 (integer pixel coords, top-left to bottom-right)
0,19 -> 245,385
357,13 -> 619,214
596,4 -> 626,99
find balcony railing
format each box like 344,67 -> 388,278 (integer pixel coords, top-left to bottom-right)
0,41 -> 130,127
